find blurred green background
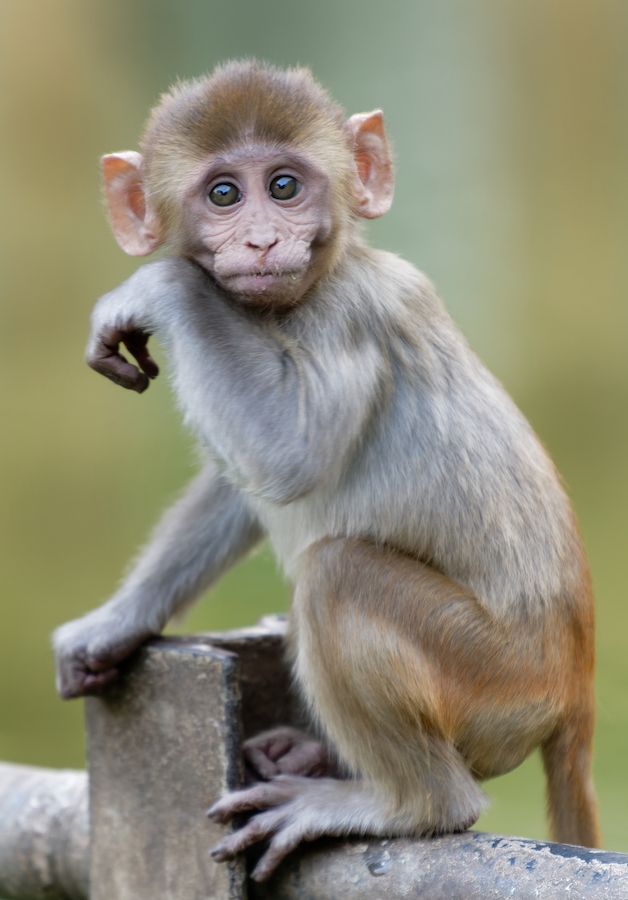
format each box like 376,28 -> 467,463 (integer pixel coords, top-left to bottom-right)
1,0 -> 627,850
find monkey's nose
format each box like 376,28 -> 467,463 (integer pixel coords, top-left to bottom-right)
246,238 -> 279,255
245,228 -> 279,254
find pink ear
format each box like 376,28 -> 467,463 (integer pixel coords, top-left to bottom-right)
347,110 -> 394,219
101,151 -> 163,256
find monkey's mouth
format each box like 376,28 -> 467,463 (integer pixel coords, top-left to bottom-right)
224,270 -> 303,294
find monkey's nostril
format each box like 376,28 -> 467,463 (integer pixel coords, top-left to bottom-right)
246,236 -> 279,253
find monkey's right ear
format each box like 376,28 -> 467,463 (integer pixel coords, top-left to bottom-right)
101,152 -> 163,256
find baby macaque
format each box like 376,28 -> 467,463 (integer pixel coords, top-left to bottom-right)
54,60 -> 600,881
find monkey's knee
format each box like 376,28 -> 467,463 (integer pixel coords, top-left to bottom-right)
294,536 -> 387,620
294,540 -> 440,760
292,536 -> 438,714
296,535 -> 355,583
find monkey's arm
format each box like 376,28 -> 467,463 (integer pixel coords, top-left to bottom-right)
53,462 -> 263,698
87,258 -> 385,504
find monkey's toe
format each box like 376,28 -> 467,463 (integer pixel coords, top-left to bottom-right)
210,807 -> 287,860
207,777 -> 302,823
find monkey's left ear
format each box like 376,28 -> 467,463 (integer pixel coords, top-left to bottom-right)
347,110 -> 394,219
101,151 -> 163,256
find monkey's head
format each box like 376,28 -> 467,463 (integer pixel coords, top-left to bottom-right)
101,60 -> 394,306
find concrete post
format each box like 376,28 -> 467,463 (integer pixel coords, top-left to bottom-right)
86,638 -> 245,900
201,616 -> 306,738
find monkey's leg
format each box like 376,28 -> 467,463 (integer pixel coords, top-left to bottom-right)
293,539 -> 600,850
210,537 -> 516,880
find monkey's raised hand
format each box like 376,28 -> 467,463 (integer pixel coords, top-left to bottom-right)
87,324 -> 159,393
85,258 -> 206,393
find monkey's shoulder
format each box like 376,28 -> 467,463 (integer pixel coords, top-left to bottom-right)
341,245 -> 440,306
312,244 -> 449,342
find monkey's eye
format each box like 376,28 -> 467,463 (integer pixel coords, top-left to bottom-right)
269,175 -> 300,201
208,182 -> 241,207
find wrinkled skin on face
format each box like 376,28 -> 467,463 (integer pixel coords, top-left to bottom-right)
100,105 -> 392,312
181,144 -> 335,307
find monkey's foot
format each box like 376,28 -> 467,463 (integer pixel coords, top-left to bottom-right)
243,727 -> 337,780
208,775 -> 448,882
209,776 -> 348,881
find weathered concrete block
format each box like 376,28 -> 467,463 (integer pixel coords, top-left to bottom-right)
203,615 -> 306,738
87,639 -> 245,900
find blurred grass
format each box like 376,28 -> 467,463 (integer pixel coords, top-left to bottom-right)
1,0 -> 627,851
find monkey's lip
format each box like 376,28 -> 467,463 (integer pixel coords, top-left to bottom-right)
224,270 -> 302,293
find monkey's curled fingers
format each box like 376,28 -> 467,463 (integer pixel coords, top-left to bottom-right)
86,324 -> 159,393
53,613 -> 153,699
55,653 -> 120,700
54,631 -> 122,699
244,727 -> 336,780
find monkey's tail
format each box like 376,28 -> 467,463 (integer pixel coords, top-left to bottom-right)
541,708 -> 601,848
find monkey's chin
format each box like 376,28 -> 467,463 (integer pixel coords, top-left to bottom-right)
222,271 -> 305,305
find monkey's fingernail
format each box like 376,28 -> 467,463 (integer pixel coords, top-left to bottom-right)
251,862 -> 271,882
210,843 -> 228,860
206,803 -> 224,821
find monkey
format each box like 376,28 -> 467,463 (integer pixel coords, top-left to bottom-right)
53,60 -> 601,882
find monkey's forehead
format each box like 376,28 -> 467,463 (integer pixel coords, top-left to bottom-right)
142,59 -> 347,161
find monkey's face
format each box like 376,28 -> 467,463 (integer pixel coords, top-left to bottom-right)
101,66 -> 394,300
179,143 -> 336,306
